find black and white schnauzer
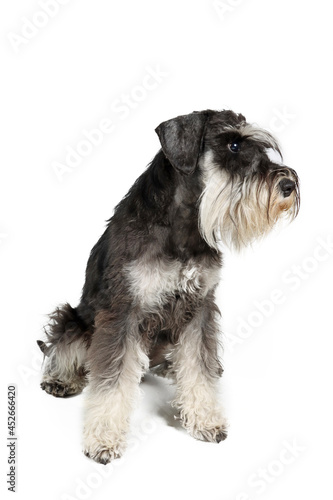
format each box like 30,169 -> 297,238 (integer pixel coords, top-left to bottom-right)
38,109 -> 300,464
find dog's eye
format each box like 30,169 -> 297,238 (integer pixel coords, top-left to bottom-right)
228,142 -> 241,153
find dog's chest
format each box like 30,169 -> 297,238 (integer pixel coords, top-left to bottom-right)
126,257 -> 220,311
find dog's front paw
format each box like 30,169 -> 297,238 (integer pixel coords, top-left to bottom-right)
83,429 -> 126,464
190,422 -> 228,443
83,444 -> 123,464
180,411 -> 228,443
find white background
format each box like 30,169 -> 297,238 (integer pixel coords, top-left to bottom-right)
1,1 -> 332,499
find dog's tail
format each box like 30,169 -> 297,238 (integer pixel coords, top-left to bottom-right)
38,303 -> 91,397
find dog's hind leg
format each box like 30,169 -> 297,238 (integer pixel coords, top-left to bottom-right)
39,303 -> 90,397
148,332 -> 175,378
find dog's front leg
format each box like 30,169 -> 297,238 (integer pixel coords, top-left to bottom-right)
83,311 -> 149,464
172,294 -> 228,443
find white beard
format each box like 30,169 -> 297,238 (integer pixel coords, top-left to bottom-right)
198,151 -> 298,251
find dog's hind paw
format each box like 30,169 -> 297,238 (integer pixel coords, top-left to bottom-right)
41,379 -> 85,398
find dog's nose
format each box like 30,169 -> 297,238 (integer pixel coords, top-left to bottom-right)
279,179 -> 295,198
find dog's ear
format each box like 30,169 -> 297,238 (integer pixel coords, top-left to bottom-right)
155,112 -> 208,174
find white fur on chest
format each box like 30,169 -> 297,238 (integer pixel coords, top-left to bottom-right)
126,257 -> 220,311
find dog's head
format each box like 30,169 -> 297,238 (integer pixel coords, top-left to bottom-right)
156,110 -> 300,250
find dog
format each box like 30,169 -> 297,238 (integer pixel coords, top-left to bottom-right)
38,109 -> 300,464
